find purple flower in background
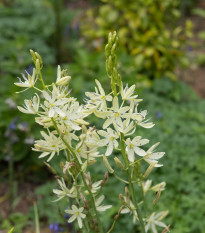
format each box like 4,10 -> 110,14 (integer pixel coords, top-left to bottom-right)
9,118 -> 18,130
49,223 -> 64,233
156,112 -> 163,119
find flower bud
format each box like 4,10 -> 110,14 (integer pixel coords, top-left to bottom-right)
114,157 -> 125,170
56,76 -> 71,86
143,162 -> 156,178
103,155 -> 114,174
36,59 -> 40,74
151,182 -> 166,192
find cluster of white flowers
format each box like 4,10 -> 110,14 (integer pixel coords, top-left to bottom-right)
15,33 -> 169,233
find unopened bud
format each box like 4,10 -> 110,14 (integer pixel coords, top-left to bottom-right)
30,49 -> 36,62
143,163 -> 156,178
114,157 -> 125,170
35,52 -> 43,68
103,156 -> 114,174
151,182 -> 166,192
36,59 -> 40,74
56,76 -> 71,86
111,43 -> 116,55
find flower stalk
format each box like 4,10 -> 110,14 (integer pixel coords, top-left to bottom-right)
15,31 -> 168,233
120,133 -> 146,233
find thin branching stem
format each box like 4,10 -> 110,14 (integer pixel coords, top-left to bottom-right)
120,133 -> 146,233
52,118 -> 104,233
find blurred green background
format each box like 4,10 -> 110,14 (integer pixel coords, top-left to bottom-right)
1,0 -> 205,232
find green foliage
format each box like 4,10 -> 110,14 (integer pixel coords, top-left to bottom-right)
81,0 -> 192,80
137,78 -> 205,233
0,212 -> 28,233
0,0 -> 56,75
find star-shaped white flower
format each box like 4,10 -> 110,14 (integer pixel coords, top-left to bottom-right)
33,131 -> 65,161
95,195 -> 112,212
17,94 -> 39,114
144,142 -> 165,167
145,211 -> 168,233
121,83 -> 142,102
53,178 -> 77,202
98,128 -> 119,156
85,79 -> 112,113
42,86 -> 69,117
102,96 -> 131,129
14,68 -> 37,88
65,205 -> 86,229
125,136 -> 149,162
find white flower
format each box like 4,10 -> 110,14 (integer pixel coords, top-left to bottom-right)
33,131 -> 65,161
145,211 -> 168,233
17,94 -> 39,114
65,205 -> 86,229
95,195 -> 112,212
142,180 -> 153,194
53,124 -> 79,145
121,83 -> 142,102
102,97 -> 144,131
137,110 -> 155,129
98,128 -> 119,156
113,118 -> 135,136
85,79 -> 112,113
91,180 -> 102,194
14,68 -> 37,88
144,143 -> 165,167
102,96 -> 130,129
53,178 -> 77,201
121,199 -> 138,224
61,101 -> 88,130
84,128 -> 100,147
42,86 -> 69,117
75,142 -> 101,163
125,136 -> 149,162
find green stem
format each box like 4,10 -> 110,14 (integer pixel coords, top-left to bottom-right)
120,133 -> 146,233
34,202 -> 40,233
39,72 -> 46,90
51,119 -> 104,233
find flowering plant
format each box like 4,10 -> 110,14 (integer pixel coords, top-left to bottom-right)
15,32 -> 169,233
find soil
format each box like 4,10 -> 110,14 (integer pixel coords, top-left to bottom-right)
179,0 -> 205,97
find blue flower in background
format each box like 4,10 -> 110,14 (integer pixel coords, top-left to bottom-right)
49,223 -> 64,233
9,117 -> 18,130
64,213 -> 70,220
156,112 -> 163,119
